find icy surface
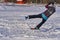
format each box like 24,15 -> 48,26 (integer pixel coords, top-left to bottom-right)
0,4 -> 60,40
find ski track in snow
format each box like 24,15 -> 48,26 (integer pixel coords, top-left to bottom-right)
0,5 -> 60,40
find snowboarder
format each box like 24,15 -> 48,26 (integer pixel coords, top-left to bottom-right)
25,2 -> 56,30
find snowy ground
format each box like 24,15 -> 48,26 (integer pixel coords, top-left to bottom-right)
0,4 -> 60,40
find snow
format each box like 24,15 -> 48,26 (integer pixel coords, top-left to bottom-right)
0,4 -> 60,40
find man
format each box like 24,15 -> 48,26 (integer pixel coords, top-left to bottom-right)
25,2 -> 56,30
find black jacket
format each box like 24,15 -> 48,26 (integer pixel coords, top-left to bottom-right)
43,3 -> 56,17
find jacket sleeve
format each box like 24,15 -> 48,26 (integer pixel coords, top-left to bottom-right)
45,2 -> 51,8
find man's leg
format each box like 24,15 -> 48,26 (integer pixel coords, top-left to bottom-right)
26,14 -> 42,19
35,19 -> 46,29
31,19 -> 47,30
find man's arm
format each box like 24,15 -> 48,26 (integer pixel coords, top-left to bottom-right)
45,2 -> 51,8
45,2 -> 54,8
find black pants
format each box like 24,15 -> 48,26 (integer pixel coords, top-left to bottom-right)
29,14 -> 48,29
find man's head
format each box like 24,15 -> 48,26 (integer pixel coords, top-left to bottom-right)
48,2 -> 55,7
49,2 -> 54,5
51,2 -> 54,5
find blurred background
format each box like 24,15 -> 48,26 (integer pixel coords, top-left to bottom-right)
0,0 -> 60,4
